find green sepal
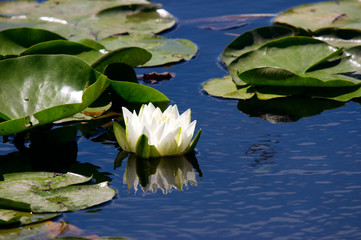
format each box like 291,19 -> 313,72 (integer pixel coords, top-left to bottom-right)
135,134 -> 150,159
113,122 -> 131,152
185,129 -> 202,154
149,145 -> 161,158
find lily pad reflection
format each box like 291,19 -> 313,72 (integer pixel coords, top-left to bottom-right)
237,96 -> 344,123
122,153 -> 201,194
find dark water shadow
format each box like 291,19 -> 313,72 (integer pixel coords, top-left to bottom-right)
237,96 -> 345,123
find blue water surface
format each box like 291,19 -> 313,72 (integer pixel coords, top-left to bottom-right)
1,0 -> 361,239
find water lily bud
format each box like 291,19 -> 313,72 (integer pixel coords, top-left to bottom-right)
113,103 -> 202,158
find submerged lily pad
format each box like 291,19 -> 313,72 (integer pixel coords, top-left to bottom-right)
99,34 -> 198,66
0,221 -> 82,240
273,0 -> 361,32
0,55 -> 109,136
0,172 -> 116,212
0,209 -> 59,226
0,0 -> 176,40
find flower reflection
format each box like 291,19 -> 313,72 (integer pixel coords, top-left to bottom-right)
123,153 -> 201,194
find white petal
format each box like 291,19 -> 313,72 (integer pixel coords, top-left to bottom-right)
178,120 -> 196,152
126,119 -> 142,152
179,109 -> 191,125
122,107 -> 133,124
158,127 -> 181,156
163,104 -> 174,116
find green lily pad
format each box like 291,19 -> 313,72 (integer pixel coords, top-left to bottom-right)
18,37 -> 152,72
313,28 -> 361,49
203,75 -> 361,102
228,36 -> 361,87
110,80 -> 170,110
0,55 -> 109,136
0,172 -> 116,213
0,27 -> 65,56
99,34 -> 198,66
220,25 -> 296,66
0,209 -> 59,226
273,0 -> 361,31
93,4 -> 175,40
20,40 -> 103,65
0,0 -> 176,41
203,75 -> 255,99
92,47 -> 152,73
0,220 -> 82,240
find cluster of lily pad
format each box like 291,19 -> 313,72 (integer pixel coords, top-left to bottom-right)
0,25 -> 199,136
203,0 -> 361,121
0,0 -> 199,235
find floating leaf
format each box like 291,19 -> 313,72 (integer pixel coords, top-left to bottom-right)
18,38 -> 152,72
0,209 -> 59,226
0,221 -> 82,240
220,25 -> 296,66
203,75 -> 361,102
0,0 -> 176,41
273,0 -> 361,31
93,5 -> 175,40
0,172 -> 116,213
92,47 -> 152,73
313,28 -> 361,49
99,34 -> 197,66
110,81 -> 170,110
203,75 -> 255,99
20,40 -> 103,65
228,36 -> 361,87
0,55 -> 109,136
0,27 -> 65,56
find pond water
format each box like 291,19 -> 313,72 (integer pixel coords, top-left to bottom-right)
1,0 -> 361,239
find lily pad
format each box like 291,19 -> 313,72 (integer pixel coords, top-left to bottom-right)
99,34 -> 198,66
273,0 -> 361,31
203,75 -> 255,99
0,209 -> 59,226
92,47 -> 152,73
110,81 -> 170,110
0,27 -> 65,56
18,37 -> 152,72
0,221 -> 83,240
0,55 -> 109,136
203,75 -> 361,102
0,172 -> 116,213
313,28 -> 361,49
0,0 -> 176,41
220,25 -> 296,66
20,40 -> 103,65
228,36 -> 361,87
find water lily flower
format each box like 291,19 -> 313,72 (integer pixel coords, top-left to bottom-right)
113,103 -> 202,158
